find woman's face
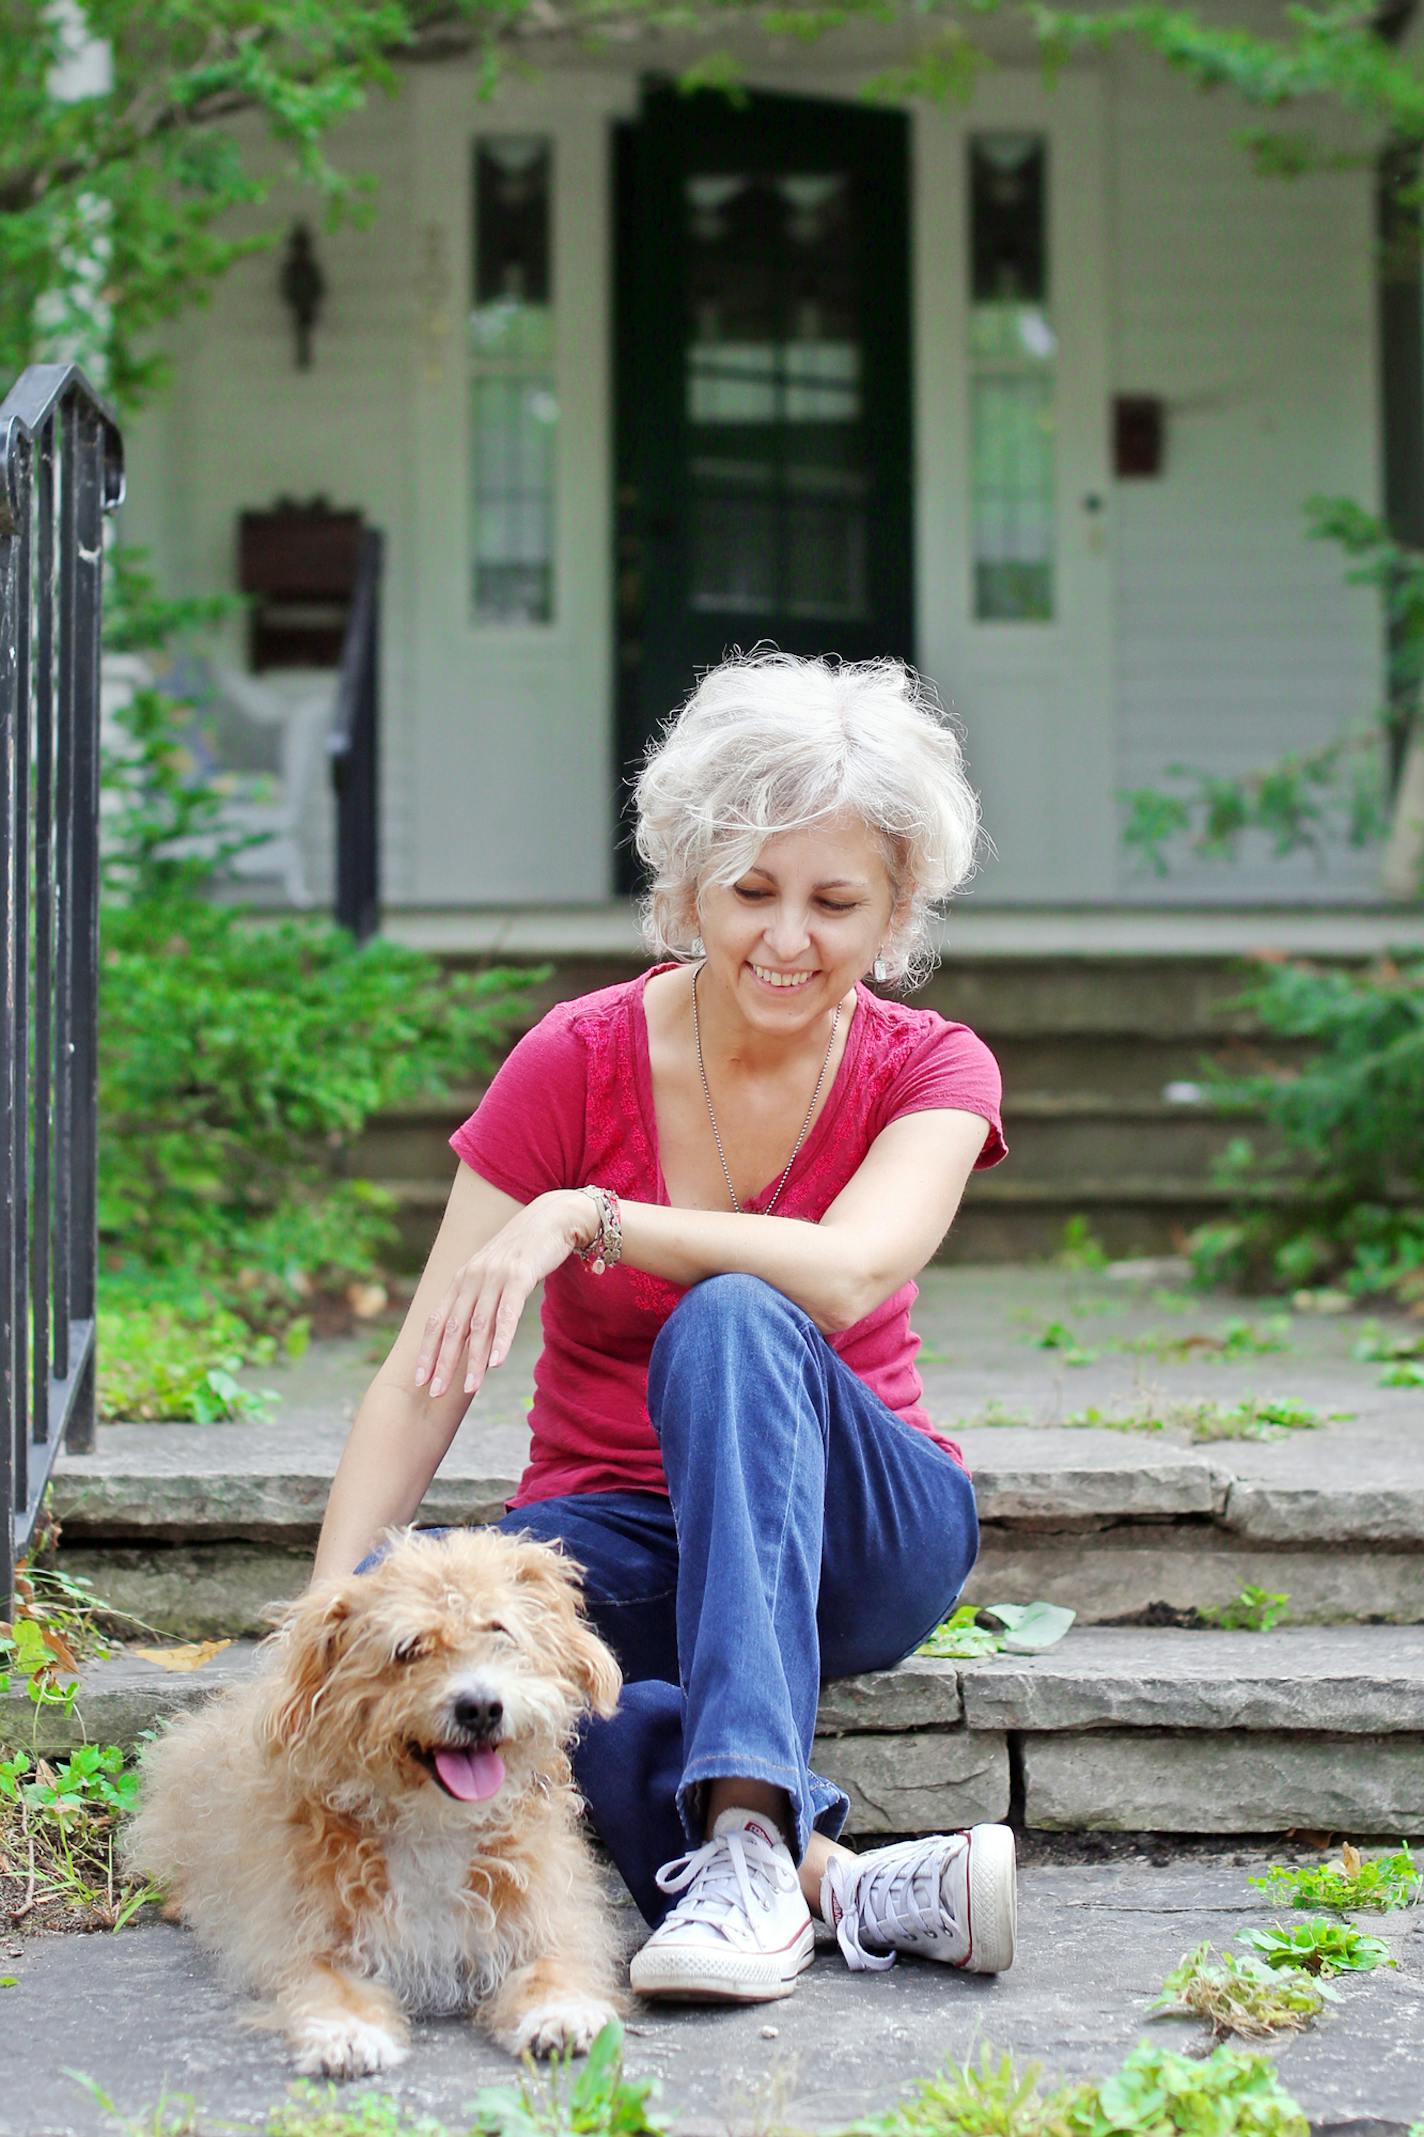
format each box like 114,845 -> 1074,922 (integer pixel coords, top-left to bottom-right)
696,813 -> 898,1031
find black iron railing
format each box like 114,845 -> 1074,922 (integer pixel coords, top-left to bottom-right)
330,525 -> 382,944
0,365 -> 124,1609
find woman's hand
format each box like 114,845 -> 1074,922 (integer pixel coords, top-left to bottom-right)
414,1191 -> 594,1400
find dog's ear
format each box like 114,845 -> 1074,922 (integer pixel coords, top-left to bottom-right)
258,1582 -> 354,1756
510,1541 -> 622,1720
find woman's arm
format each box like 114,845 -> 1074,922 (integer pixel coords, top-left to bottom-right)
415,1110 -> 993,1410
311,1165 -> 526,1583
610,1107 -> 992,1332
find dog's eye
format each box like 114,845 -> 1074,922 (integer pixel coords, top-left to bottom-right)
392,1634 -> 430,1664
483,1621 -> 513,1641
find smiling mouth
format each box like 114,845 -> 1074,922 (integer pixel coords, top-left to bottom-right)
412,1739 -> 507,1803
748,963 -> 818,990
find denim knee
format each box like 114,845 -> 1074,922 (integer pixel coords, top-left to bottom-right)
647,1273 -> 809,1428
650,1273 -> 804,1368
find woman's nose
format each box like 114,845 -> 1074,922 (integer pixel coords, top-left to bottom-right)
763,910 -> 812,960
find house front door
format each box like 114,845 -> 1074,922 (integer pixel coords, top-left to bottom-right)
613,82 -> 914,886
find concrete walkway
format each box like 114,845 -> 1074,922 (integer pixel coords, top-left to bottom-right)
10,1259 -> 1424,2131
4,1851 -> 1422,2135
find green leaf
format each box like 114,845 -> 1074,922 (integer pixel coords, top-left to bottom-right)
979,1601 -> 1077,1653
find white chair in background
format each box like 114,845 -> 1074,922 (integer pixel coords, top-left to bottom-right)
101,654 -> 337,906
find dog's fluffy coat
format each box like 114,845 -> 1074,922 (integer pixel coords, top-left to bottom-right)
124,1527 -> 624,2077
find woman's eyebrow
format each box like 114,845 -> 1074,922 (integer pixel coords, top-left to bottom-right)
744,870 -> 870,891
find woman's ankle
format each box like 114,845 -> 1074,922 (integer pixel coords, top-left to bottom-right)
703,1777 -> 792,1845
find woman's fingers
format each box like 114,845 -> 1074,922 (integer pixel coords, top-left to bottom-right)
416,1245 -> 537,1398
465,1273 -> 528,1391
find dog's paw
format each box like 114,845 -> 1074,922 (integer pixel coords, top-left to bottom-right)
291,2016 -> 410,2080
505,1996 -> 620,2061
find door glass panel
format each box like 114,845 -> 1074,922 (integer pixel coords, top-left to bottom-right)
684,170 -> 869,620
469,137 -> 557,625
969,134 -> 1055,622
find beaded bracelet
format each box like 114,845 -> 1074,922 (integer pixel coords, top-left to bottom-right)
576,1184 -> 622,1275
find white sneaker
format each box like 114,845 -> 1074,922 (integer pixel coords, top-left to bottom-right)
629,1809 -> 815,2004
820,1823 -> 1017,1975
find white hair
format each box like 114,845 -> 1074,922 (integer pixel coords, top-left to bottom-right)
630,649 -> 987,993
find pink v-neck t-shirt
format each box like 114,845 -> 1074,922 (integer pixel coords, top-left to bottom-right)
449,964 -> 1007,1509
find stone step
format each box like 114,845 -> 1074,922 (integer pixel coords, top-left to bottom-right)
355,1092 -> 1284,1190
49,1429 -> 1424,1638
16,1626 -> 1424,1839
375,1169 -> 1312,1271
435,949 -> 1339,1041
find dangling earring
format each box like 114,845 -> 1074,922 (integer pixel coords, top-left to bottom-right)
691,936 -> 705,958
872,952 -> 888,984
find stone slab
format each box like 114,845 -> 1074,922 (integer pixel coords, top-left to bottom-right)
1223,1475 -> 1424,1546
946,1435 -> 1227,1524
11,1639 -> 261,1757
960,1627 -> 1424,1735
1,1854 -> 1421,2134
1023,1729 -> 1424,1831
815,1656 -> 961,1734
49,1467 -> 517,1543
965,1533 -> 1424,1626
56,1544 -> 314,1639
813,1729 -> 1010,1834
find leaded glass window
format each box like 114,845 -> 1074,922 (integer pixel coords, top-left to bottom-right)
969,135 -> 1055,622
683,170 -> 870,622
469,138 -> 556,625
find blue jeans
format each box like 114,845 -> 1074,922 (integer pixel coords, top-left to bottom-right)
493,1275 -> 979,1924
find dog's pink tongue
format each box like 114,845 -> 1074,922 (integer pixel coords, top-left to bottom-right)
434,1747 -> 505,1802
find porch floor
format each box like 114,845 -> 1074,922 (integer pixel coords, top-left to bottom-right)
376,901 -> 1424,960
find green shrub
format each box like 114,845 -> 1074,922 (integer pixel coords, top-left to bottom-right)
95,547 -> 546,1411
1187,953 -> 1424,1306
99,890 -> 544,1332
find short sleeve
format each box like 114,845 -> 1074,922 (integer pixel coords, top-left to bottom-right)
448,1005 -> 587,1201
876,1019 -> 1008,1170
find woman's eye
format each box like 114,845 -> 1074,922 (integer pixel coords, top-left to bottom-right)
734,887 -> 856,914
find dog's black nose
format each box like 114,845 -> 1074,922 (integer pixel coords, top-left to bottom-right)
452,1692 -> 503,1739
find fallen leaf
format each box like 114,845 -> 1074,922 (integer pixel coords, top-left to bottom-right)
1342,1841 -> 1363,1875
131,1640 -> 232,1673
40,1626 -> 78,1673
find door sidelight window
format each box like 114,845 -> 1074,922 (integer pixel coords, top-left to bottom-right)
969,133 -> 1056,622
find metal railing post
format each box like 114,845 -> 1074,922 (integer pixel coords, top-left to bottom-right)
0,365 -> 123,1609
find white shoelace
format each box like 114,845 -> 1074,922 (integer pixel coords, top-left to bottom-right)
654,1823 -> 797,1934
822,1836 -> 966,1972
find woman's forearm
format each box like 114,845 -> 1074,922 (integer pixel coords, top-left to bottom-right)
559,1191 -> 859,1334
312,1369 -> 468,1585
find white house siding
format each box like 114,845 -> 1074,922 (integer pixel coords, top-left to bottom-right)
1107,46 -> 1384,903
118,29 -> 1390,912
119,100 -> 421,904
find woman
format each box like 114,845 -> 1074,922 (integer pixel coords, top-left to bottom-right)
313,649 -> 1014,2006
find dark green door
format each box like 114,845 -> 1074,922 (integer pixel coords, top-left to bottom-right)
613,82 -> 914,886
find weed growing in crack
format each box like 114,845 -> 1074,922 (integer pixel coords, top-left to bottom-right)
1115,1316 -> 1293,1363
1237,1918 -> 1394,1975
1151,1942 -> 1336,2038
1062,1396 -> 1334,1442
1200,1587 -> 1291,1632
1249,1842 -> 1420,1914
859,2039 -> 1310,2137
